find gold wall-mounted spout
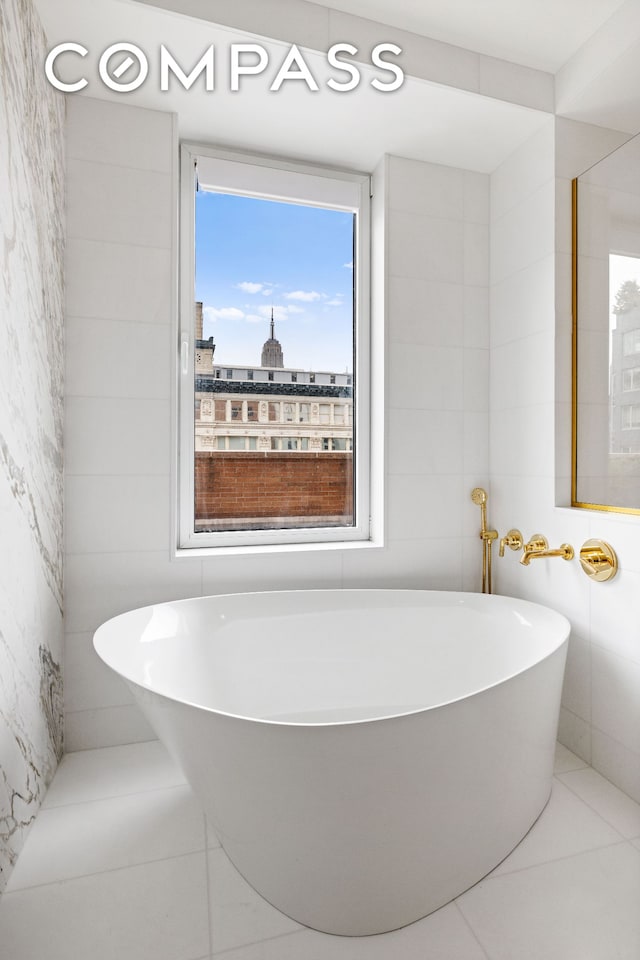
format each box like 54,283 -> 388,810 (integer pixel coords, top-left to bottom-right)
499,529 -> 523,557
520,535 -> 574,566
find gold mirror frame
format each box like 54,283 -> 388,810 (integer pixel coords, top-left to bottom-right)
572,168 -> 640,516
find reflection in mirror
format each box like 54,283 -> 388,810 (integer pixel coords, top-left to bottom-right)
573,132 -> 640,513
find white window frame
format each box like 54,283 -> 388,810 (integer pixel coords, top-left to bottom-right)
177,142 -> 371,550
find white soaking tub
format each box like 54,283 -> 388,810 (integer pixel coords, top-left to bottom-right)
93,589 -> 569,936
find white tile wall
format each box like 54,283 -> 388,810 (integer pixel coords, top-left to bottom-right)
63,99 -> 489,749
489,115 -> 640,802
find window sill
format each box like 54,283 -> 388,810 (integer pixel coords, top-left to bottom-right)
172,536 -> 383,560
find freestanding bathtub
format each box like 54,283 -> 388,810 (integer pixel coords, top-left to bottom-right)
93,589 -> 569,936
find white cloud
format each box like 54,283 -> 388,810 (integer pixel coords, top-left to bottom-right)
261,288 -> 273,297
286,304 -> 304,314
204,306 -> 245,322
343,261 -> 353,269
325,299 -> 343,307
236,281 -> 263,294
245,313 -> 265,323
284,290 -> 322,302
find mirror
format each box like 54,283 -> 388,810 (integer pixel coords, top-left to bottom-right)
573,132 -> 640,513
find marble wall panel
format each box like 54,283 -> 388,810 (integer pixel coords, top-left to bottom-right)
0,0 -> 65,893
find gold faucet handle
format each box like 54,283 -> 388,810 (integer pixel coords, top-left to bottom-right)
498,529 -> 523,558
579,539 -> 618,582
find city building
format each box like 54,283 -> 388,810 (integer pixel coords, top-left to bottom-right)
193,303 -> 354,529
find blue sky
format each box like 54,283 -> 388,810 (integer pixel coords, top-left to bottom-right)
195,190 -> 354,371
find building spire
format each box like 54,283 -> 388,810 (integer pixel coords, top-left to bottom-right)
261,308 -> 284,368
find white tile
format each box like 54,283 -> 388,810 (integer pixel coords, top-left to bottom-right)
388,211 -> 464,284
463,348 -> 489,412
463,286 -> 489,348
208,847 -> 301,953
491,333 -> 554,412
64,631 -> 132,712
65,317 -> 171,399
490,254 -> 555,346
490,404 -> 555,479
0,852 -> 210,960
591,645 -> 640,754
65,475 -> 171,554
589,570 -> 640,664
388,343 -> 463,411
463,171 -> 489,225
387,475 -> 465,540
457,843 -> 640,960
489,780 -> 622,877
64,550 -> 202,634
43,741 -> 185,808
463,411 -> 489,477
388,276 -> 464,347
64,703 -> 157,752
559,767 -> 640,838
387,409 -> 464,475
560,767 -> 640,838
342,538 -> 463,592
388,156 -> 464,220
66,157 -> 173,248
561,632 -> 591,723
201,548 -> 342,598
554,741 -> 588,774
66,96 -> 174,173
463,222 -> 489,287
8,785 -> 205,890
490,179 -> 555,286
557,707 -> 592,764
211,901 -> 486,958
479,57 -> 553,113
490,119 -> 555,224
554,117 -> 630,182
66,239 -> 172,324
64,396 -> 171,476
592,729 -> 640,807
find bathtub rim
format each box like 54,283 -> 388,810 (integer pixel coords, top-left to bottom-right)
92,588 -> 571,729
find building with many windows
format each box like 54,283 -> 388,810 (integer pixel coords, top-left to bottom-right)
193,304 -> 354,531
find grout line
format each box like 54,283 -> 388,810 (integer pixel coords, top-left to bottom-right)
454,900 -> 492,959
6,849 -> 207,896
204,814 -> 215,957
471,837 -> 630,886
558,767 -> 640,833
212,928 -> 305,958
42,777 -> 190,812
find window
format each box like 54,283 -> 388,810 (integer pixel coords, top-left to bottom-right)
622,404 -> 640,429
178,143 -> 370,549
623,329 -> 640,356
623,368 -> 640,392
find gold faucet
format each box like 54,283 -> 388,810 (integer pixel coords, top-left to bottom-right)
520,534 -> 574,566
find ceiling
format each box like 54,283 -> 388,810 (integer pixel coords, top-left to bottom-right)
307,0 -> 628,72
34,0 -> 552,173
34,0 -> 640,172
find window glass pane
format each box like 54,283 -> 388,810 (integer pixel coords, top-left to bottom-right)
189,155 -> 359,540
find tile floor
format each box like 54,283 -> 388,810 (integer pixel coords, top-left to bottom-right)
1,740 -> 639,959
